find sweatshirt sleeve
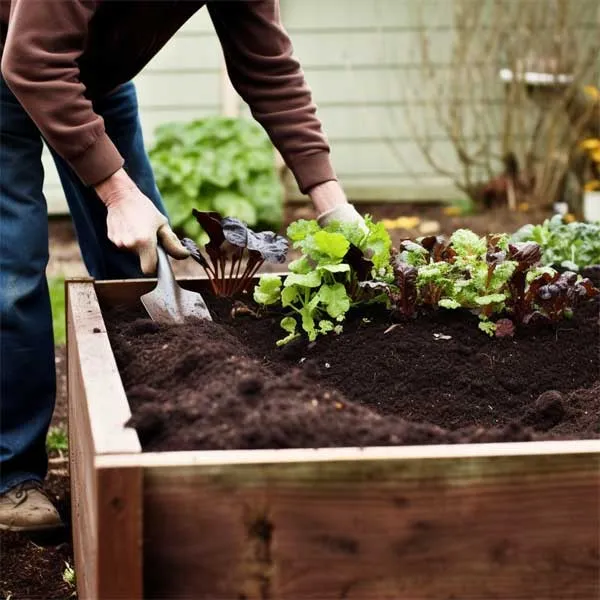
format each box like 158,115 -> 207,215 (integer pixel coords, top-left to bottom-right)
207,0 -> 337,194
0,0 -> 123,186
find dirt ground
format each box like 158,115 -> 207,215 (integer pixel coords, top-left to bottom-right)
0,350 -> 73,600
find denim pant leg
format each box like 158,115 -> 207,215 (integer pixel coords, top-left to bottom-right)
50,81 -> 167,280
0,78 -> 55,492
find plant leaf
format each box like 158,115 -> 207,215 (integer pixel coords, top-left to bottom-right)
253,274 -> 282,306
439,298 -> 461,309
192,210 -> 225,247
475,293 -> 507,305
391,260 -> 418,316
318,283 -> 351,318
281,285 -> 300,307
508,242 -> 542,269
284,271 -> 322,288
247,230 -> 289,264
281,316 -> 297,334
313,230 -> 350,260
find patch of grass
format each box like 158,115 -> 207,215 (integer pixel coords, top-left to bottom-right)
48,277 -> 66,344
46,425 -> 68,453
62,561 -> 76,586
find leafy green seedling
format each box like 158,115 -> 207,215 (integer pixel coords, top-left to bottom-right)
254,216 -> 392,344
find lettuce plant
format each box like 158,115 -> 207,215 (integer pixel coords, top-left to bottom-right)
253,216 -> 392,344
397,229 -> 599,335
397,230 -> 515,332
183,210 -> 288,297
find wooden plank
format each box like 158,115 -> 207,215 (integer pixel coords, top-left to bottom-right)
96,446 -> 600,599
66,280 -> 141,455
78,277 -> 600,599
239,101 -> 510,142
93,274 -> 287,311
68,280 -> 143,600
289,29 -> 455,68
281,0 -> 453,30
281,0 -> 598,30
67,283 -> 99,600
96,466 -> 143,600
95,440 -> 600,469
286,181 -> 464,202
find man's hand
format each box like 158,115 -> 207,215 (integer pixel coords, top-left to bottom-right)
95,169 -> 189,274
309,180 -> 367,230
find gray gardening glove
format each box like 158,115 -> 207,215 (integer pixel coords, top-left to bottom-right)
317,203 -> 368,233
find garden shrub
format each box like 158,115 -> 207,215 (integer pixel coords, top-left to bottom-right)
149,117 -> 284,242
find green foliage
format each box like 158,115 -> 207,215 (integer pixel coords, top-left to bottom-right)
323,215 -> 393,275
254,216 -> 392,344
149,117 -> 284,241
253,274 -> 283,306
46,425 -> 68,453
62,562 -> 76,588
512,215 -> 600,272
398,230 -> 598,336
256,218 -> 599,345
399,230 -> 516,333
48,277 -> 66,345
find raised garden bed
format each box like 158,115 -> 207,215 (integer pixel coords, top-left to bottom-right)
67,275 -> 600,600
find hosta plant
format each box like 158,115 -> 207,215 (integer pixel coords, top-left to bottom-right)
149,117 -> 284,242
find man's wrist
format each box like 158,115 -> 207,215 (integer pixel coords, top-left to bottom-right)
308,180 -> 348,214
94,168 -> 137,207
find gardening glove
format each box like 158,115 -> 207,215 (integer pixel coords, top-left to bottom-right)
96,169 -> 189,274
317,203 -> 369,233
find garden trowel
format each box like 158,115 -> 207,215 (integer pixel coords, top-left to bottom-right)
141,245 -> 212,323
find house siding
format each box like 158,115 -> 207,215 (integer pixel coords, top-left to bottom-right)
46,0 -> 599,213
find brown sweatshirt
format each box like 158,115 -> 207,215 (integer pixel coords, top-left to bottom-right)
0,0 -> 335,193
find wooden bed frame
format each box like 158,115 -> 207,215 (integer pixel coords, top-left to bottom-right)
66,278 -> 600,600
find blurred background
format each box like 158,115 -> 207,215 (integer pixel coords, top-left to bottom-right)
48,0 -> 600,282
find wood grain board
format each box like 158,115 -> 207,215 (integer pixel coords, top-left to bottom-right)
68,278 -> 600,600
67,281 -> 142,600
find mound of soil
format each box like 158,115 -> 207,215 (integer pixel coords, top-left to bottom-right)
104,294 -> 599,452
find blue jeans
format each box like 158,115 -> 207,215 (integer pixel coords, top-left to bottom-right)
0,77 -> 166,493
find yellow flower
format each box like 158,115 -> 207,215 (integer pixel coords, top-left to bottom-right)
584,85 -> 600,100
443,206 -> 463,217
563,213 -> 577,223
584,180 -> 600,192
580,138 -> 600,151
382,216 -> 421,230
591,149 -> 600,163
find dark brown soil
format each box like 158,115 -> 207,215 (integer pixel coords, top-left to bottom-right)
104,293 -> 599,452
0,347 -> 75,600
0,471 -> 73,600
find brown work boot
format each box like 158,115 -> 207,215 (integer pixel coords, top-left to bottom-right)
0,480 -> 63,532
